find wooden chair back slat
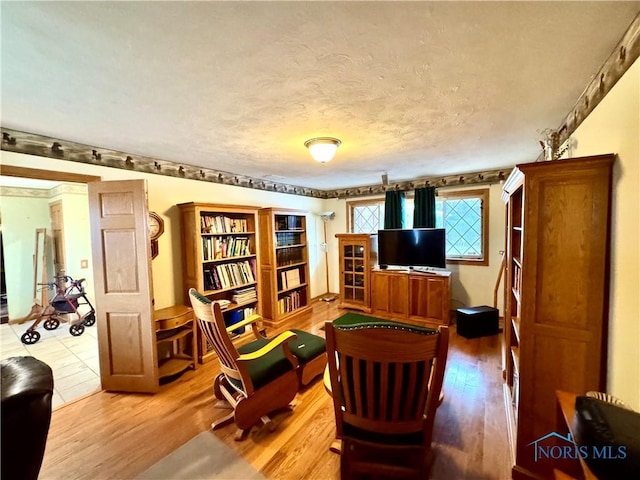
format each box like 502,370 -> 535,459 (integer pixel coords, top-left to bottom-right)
352,356 -> 364,417
379,361 -> 389,422
326,322 -> 449,437
366,361 -> 375,419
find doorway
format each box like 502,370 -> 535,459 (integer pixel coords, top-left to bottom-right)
0,165 -> 102,407
1,231 -> 7,324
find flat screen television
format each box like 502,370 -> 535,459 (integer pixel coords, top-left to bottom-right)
377,228 -> 446,269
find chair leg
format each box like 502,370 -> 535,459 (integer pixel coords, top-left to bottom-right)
234,428 -> 249,441
212,411 -> 235,430
213,374 -> 228,401
214,400 -> 232,410
329,440 -> 342,454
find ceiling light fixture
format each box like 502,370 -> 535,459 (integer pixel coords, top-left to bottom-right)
304,137 -> 341,163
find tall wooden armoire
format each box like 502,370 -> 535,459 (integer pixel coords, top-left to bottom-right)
502,154 -> 614,479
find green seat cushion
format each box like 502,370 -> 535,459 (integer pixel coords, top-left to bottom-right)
236,339 -> 294,391
238,330 -> 325,370
288,329 -> 326,364
333,312 -> 437,335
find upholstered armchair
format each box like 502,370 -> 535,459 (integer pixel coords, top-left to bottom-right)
1,356 -> 54,480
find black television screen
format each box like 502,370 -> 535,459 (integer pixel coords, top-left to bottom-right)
377,228 -> 446,269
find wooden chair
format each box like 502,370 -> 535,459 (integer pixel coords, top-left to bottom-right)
189,288 -> 326,439
189,288 -> 300,440
325,320 -> 449,479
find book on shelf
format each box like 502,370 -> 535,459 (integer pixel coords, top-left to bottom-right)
213,299 -> 231,310
204,260 -> 256,291
225,306 -> 258,336
283,268 -> 301,289
276,247 -> 304,266
200,215 -> 249,234
277,290 -> 304,314
276,232 -> 302,247
232,286 -> 257,304
202,236 -> 251,261
275,215 -> 303,231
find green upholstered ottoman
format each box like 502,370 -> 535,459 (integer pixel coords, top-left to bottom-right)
238,329 -> 326,387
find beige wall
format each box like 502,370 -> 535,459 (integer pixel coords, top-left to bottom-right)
330,183 -> 508,313
0,151 -> 327,310
565,57 -> 640,409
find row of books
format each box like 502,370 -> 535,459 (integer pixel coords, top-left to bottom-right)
275,232 -> 302,247
202,236 -> 251,261
275,215 -> 303,231
276,247 -> 304,267
232,286 -> 257,304
278,290 -> 305,314
279,268 -> 301,291
201,215 -> 249,234
203,261 -> 255,291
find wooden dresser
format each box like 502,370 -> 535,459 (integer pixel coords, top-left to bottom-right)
371,269 -> 451,327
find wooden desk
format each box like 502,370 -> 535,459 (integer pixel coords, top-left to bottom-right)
154,305 -> 197,381
555,390 -> 598,480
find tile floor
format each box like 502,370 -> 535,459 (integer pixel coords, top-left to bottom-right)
0,317 -> 100,409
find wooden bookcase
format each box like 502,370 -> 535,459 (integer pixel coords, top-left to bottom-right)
501,155 -> 614,479
336,233 -> 378,312
258,208 -> 311,327
178,202 -> 260,363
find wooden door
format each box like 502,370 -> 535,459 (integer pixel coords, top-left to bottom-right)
371,271 -> 389,312
88,180 -> 158,393
388,273 -> 408,316
49,201 -> 66,276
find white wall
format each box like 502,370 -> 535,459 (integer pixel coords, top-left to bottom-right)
48,185 -> 95,306
0,151 -> 327,310
0,184 -> 95,320
565,57 -> 640,409
0,194 -> 53,319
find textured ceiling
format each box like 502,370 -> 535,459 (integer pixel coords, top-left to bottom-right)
2,1 -> 639,190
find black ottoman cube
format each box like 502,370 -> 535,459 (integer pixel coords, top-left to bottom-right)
456,305 -> 499,339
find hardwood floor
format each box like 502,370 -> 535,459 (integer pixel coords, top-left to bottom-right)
39,301 -> 511,479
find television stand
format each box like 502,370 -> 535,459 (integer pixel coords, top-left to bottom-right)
371,268 -> 451,326
410,266 -> 439,274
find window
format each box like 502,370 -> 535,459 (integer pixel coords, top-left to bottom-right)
349,200 -> 385,234
348,188 -> 489,265
436,189 -> 489,265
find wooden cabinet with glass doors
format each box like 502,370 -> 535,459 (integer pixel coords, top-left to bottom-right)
336,234 -> 378,312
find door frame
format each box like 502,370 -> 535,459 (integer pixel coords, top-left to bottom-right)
1,165 -> 100,184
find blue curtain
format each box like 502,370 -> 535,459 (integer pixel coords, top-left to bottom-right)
384,190 -> 405,229
413,187 -> 436,228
